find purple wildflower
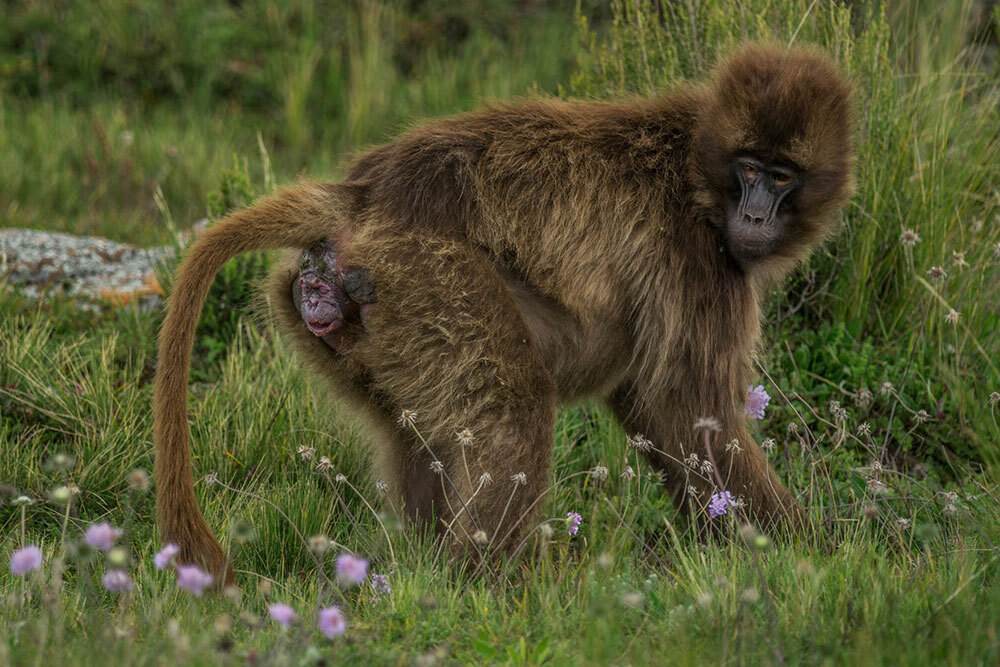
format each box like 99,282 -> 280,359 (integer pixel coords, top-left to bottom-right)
268,603 -> 298,628
335,553 -> 369,586
744,385 -> 770,420
84,522 -> 123,551
708,491 -> 733,518
175,565 -> 214,596
370,573 -> 391,595
566,511 -> 583,536
102,569 -> 134,593
154,543 -> 181,570
317,606 -> 347,638
10,545 -> 43,575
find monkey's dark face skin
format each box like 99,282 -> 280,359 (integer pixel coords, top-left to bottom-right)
295,241 -> 347,336
292,241 -> 377,346
724,156 -> 800,266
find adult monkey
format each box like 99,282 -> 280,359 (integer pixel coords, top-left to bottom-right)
154,43 -> 854,583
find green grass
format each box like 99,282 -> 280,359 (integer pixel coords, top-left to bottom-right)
3,303 -> 1000,664
3,0 -> 1000,664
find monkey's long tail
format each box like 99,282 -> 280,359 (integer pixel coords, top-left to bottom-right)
153,181 -> 350,584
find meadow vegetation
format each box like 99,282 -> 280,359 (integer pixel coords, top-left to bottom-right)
2,0 -> 1000,664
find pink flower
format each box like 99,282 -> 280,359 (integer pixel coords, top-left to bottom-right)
335,553 -> 368,586
744,385 -> 770,420
566,511 -> 583,536
154,543 -> 180,570
10,545 -> 43,575
709,491 -> 733,518
84,522 -> 123,551
317,606 -> 346,638
175,565 -> 214,596
102,569 -> 134,592
268,603 -> 298,628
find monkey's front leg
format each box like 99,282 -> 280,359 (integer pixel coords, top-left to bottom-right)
610,383 -> 801,532
292,240 -> 377,350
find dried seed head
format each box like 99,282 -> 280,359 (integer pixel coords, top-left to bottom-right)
880,381 -> 895,396
127,468 -> 150,492
429,460 -> 444,475
857,422 -> 872,437
693,417 -> 722,433
334,473 -> 347,484
687,485 -> 700,497
375,480 -> 389,494
590,465 -> 609,482
455,428 -> 474,447
49,486 -> 72,504
297,445 -> 315,462
863,504 -> 879,519
684,452 -> 700,468
725,439 -> 742,454
952,250 -> 968,268
472,530 -> 489,546
795,559 -> 817,577
761,438 -> 776,454
914,409 -> 931,424
620,465 -> 636,480
538,523 -> 554,540
308,535 -> 332,554
866,477 -> 887,495
626,433 -> 653,452
944,309 -> 960,325
856,387 -> 874,407
204,473 -> 219,486
316,457 -> 333,472
621,592 -> 643,609
899,228 -> 921,247
896,517 -> 912,529
926,265 -> 947,280
699,460 -> 714,475
45,453 -> 76,472
398,410 -> 418,429
990,391 -> 1000,407
786,421 -> 800,434
478,472 -> 494,487
511,472 -> 527,486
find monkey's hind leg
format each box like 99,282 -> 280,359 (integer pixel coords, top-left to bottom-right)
349,232 -> 558,556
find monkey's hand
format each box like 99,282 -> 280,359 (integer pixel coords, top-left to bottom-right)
293,240 -> 377,338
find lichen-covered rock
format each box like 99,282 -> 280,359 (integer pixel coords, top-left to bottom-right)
0,228 -> 174,310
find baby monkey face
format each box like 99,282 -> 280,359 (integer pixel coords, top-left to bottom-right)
293,241 -> 376,342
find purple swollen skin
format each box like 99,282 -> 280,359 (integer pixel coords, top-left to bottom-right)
293,241 -> 376,344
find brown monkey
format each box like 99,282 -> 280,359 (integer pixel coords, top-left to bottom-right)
153,43 -> 854,583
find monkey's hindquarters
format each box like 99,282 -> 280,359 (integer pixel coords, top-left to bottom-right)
152,182 -> 349,585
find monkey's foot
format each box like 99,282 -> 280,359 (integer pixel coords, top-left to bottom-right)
293,240 -> 376,345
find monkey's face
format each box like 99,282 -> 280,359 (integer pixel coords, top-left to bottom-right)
724,156 -> 799,266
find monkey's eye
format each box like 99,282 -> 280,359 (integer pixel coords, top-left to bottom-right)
774,173 -> 792,187
742,164 -> 758,181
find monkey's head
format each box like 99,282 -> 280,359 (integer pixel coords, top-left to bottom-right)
690,44 -> 855,277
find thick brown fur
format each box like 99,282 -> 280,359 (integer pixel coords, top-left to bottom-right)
153,43 -> 854,583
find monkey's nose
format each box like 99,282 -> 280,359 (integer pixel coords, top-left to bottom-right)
743,213 -> 765,226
